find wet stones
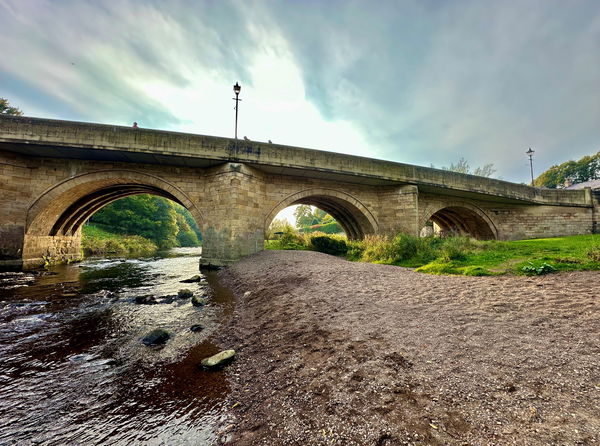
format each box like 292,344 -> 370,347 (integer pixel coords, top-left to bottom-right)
142,328 -> 171,346
191,295 -> 207,307
136,295 -> 158,305
177,289 -> 194,298
180,275 -> 207,285
200,350 -> 236,369
135,294 -> 176,305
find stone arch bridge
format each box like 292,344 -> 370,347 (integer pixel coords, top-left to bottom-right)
0,116 -> 598,269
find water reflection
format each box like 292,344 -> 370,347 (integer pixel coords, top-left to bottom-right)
0,248 -> 233,445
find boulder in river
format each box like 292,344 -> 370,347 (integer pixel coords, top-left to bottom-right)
177,289 -> 194,299
142,328 -> 171,346
200,350 -> 235,369
191,296 -> 207,307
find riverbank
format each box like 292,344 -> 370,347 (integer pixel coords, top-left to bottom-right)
81,224 -> 158,256
216,250 -> 599,445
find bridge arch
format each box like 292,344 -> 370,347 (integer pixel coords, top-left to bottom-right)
265,188 -> 378,239
25,169 -> 203,237
421,202 -> 497,240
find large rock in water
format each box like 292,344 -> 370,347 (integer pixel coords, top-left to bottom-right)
200,350 -> 236,369
177,289 -> 194,299
180,275 -> 202,283
142,328 -> 171,346
191,295 -> 207,307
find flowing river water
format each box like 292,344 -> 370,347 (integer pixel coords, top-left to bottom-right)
0,248 -> 234,445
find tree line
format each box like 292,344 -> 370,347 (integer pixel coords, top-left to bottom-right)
89,195 -> 202,248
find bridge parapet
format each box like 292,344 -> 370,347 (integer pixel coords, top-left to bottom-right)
0,116 -> 592,208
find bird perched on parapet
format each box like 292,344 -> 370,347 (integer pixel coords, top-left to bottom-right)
243,136 -> 249,141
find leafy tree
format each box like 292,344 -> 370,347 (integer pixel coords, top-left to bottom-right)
294,205 -> 316,227
534,152 -> 600,188
0,98 -> 23,116
433,157 -> 496,178
293,205 -> 343,234
175,213 -> 200,247
89,195 -> 202,249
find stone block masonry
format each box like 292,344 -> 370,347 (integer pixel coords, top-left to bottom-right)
0,116 -> 597,269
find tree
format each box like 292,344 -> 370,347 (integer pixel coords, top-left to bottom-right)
534,152 -> 600,188
294,205 -> 316,227
0,98 -> 23,116
293,205 -> 343,234
433,157 -> 496,178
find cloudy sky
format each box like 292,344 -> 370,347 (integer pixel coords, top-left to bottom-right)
1,0 -> 599,183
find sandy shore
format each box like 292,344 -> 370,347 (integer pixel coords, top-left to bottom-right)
215,250 -> 599,445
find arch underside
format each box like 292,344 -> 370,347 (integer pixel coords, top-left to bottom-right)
26,170 -> 203,238
266,190 -> 377,240
429,206 -> 495,240
50,184 -> 182,236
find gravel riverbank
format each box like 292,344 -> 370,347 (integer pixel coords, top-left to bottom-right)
215,250 -> 599,445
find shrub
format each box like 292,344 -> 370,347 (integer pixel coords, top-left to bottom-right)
521,262 -> 556,275
310,235 -> 348,256
345,240 -> 365,261
439,236 -> 477,261
361,235 -> 396,263
274,225 -> 307,250
391,233 -> 418,261
587,248 -> 600,262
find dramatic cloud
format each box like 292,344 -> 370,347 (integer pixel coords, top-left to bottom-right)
1,0 -> 599,182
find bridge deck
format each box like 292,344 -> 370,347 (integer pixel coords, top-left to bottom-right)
0,115 -> 592,207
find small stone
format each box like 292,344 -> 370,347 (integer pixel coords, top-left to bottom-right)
190,324 -> 204,332
180,275 -> 202,283
142,328 -> 171,346
135,295 -> 157,305
191,295 -> 207,307
178,289 -> 194,299
200,350 -> 236,369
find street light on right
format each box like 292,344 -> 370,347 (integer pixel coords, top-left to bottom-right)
526,147 -> 535,186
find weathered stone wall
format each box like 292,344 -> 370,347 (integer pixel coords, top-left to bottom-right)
418,193 -> 595,240
1,145 -> 598,270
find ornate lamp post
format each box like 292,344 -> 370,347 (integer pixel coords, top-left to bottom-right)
526,148 -> 535,186
233,82 -> 241,140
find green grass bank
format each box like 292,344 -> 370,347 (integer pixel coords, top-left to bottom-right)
81,224 -> 158,257
265,228 -> 600,276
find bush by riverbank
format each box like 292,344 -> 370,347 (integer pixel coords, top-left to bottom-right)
81,224 -> 158,257
267,230 -> 600,275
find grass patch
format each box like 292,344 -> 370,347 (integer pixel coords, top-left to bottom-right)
264,226 -> 600,276
82,224 -> 158,257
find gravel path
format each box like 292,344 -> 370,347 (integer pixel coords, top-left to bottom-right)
216,250 -> 600,445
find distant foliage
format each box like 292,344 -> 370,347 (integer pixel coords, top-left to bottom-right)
89,195 -> 201,249
293,205 -> 343,234
0,98 -> 23,116
534,152 -> 600,188
433,157 -> 496,178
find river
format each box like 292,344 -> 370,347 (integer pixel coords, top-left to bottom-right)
0,248 -> 234,446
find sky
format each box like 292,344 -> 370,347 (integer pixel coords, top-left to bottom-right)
1,0 -> 600,189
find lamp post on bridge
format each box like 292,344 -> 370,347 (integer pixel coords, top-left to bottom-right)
526,147 -> 535,186
233,82 -> 241,141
